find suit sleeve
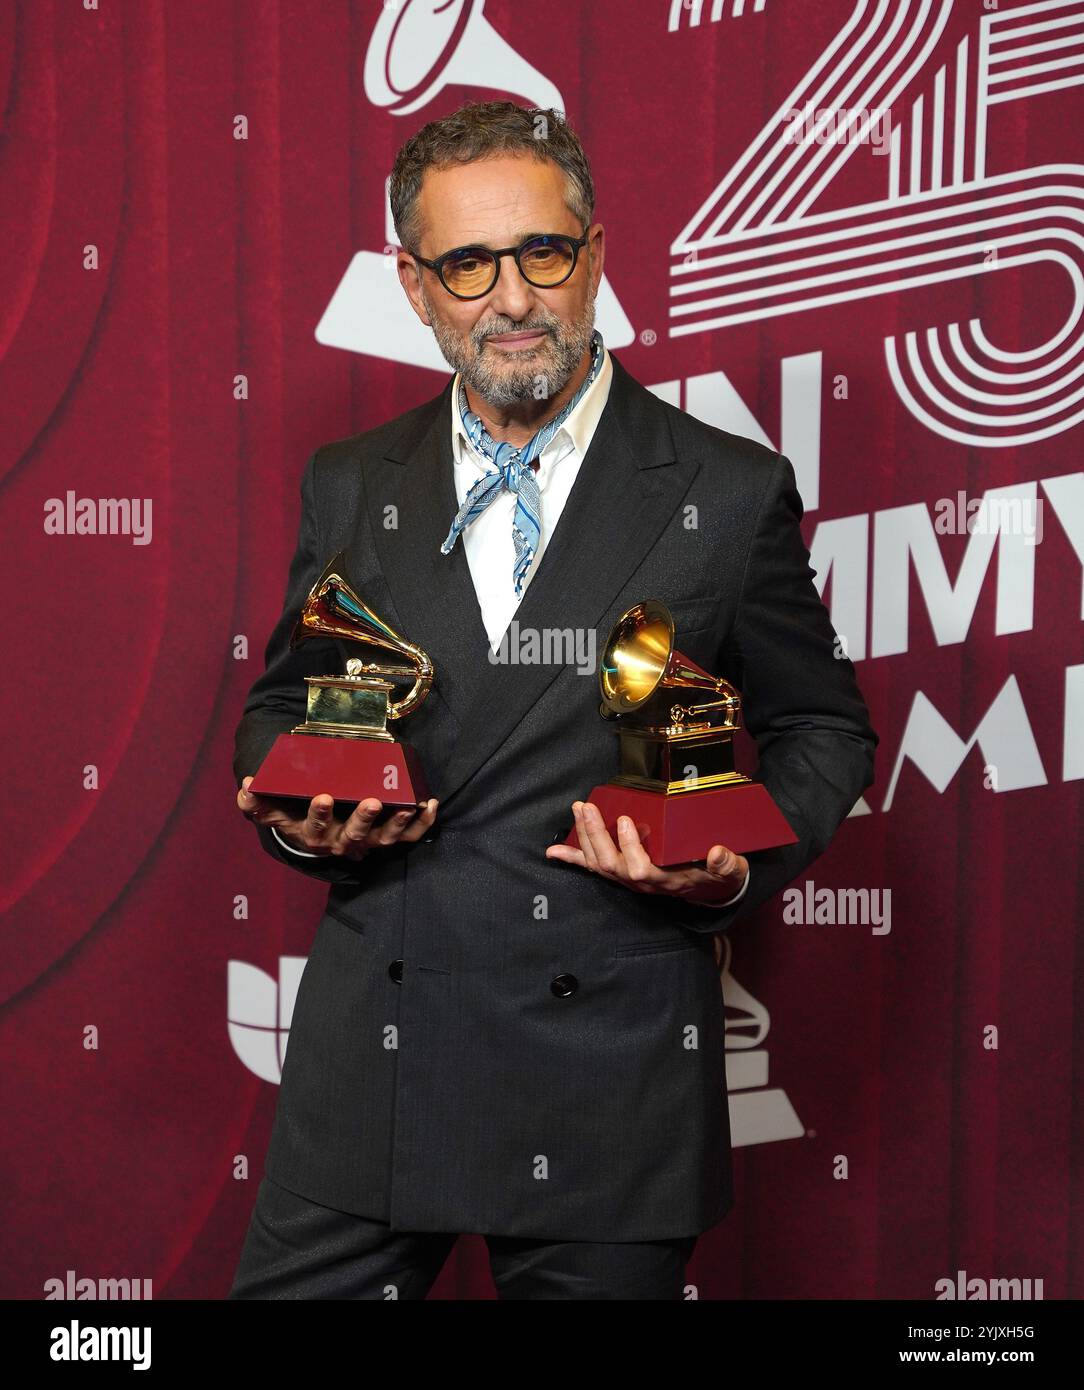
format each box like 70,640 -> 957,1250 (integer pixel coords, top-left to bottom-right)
679,451 -> 878,933
232,449 -> 367,885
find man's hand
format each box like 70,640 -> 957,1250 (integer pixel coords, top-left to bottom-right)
237,775 -> 439,862
544,799 -> 749,905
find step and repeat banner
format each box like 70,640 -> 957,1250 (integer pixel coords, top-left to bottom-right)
1,0 -> 1080,1299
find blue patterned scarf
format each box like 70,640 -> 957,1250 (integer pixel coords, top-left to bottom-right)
441,329 -> 605,596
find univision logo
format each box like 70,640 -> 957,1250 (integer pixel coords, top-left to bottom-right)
227,957 -> 307,1084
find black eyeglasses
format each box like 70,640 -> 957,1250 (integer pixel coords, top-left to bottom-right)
410,230 -> 589,300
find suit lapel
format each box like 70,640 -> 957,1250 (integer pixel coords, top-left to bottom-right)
352,380 -> 491,731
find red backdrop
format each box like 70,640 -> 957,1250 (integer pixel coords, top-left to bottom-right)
2,0 -> 1081,1300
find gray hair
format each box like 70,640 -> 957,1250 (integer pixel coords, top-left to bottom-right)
389,100 -> 596,254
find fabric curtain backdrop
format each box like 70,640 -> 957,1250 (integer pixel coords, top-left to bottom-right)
0,0 -> 1079,1299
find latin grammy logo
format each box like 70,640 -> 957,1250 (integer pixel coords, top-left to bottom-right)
717,935 -> 804,1148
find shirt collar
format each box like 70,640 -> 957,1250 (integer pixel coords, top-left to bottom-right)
451,344 -> 613,470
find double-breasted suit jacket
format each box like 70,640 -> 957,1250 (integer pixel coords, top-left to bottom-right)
233,352 -> 878,1241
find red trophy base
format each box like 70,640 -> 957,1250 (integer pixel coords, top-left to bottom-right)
248,733 -> 430,810
564,780 -> 798,866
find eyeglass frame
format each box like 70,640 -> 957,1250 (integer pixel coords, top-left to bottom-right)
408,228 -> 591,300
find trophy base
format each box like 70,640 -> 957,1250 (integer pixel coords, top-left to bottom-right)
248,732 -> 429,810
564,780 -> 798,866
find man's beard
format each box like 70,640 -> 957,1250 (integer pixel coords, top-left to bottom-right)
421,287 -> 597,409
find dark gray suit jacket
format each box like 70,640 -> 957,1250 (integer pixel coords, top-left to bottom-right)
233,352 -> 877,1240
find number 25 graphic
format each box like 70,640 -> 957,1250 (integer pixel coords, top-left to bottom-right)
670,0 -> 1084,447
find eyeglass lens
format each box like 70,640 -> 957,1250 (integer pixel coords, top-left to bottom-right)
442,235 -> 577,296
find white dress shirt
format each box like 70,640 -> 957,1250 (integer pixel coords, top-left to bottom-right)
272,346 -> 749,907
451,344 -> 614,651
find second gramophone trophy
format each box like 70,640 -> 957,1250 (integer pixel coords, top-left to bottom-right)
248,551 -> 433,809
565,599 -> 798,866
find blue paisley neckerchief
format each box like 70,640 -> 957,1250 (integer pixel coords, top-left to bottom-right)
441,329 -> 605,596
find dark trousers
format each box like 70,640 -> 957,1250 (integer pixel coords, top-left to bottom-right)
228,1175 -> 698,1301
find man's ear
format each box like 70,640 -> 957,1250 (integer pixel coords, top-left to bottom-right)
397,252 -> 431,327
586,222 -> 605,298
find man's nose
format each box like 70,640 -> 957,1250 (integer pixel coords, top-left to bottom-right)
484,252 -> 538,324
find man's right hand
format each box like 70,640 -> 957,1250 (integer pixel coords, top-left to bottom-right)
237,775 -> 439,862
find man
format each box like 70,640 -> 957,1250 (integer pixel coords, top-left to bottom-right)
228,101 -> 877,1300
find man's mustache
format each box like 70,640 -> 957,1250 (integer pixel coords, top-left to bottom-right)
473,322 -> 555,344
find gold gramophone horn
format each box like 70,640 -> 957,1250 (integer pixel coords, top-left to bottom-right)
599,599 -> 740,732
289,551 -> 434,720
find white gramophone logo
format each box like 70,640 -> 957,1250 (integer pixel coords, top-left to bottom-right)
316,0 -> 633,369
229,943 -> 803,1149
715,934 -> 804,1147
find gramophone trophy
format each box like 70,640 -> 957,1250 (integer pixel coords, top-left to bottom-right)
248,551 -> 433,809
565,599 -> 798,866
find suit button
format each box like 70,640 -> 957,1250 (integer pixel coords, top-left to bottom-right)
388,959 -> 404,984
550,973 -> 578,998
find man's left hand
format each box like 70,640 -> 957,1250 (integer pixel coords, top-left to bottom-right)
545,800 -> 749,905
